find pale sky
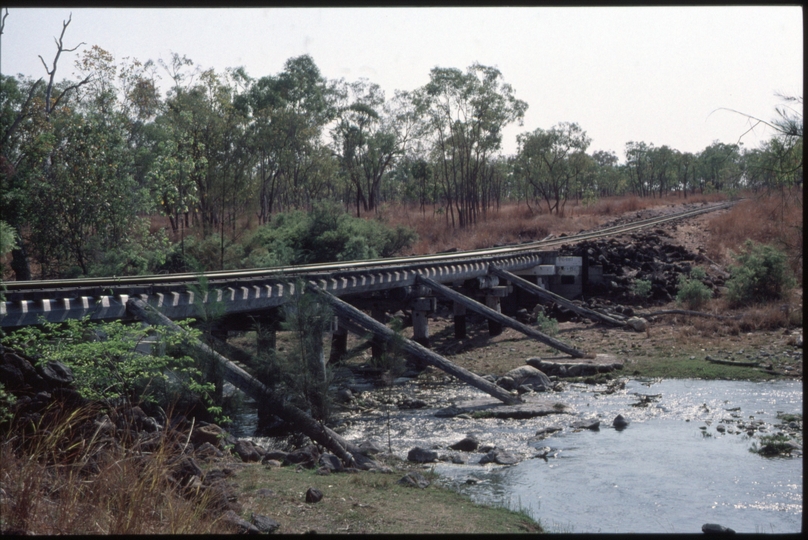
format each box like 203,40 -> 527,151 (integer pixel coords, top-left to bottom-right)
1,6 -> 803,159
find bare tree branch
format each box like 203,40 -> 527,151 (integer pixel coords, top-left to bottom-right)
1,78 -> 43,147
38,12 -> 88,117
0,8 -> 8,36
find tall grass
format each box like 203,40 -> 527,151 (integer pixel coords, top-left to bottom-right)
705,189 -> 802,281
0,403 -> 231,535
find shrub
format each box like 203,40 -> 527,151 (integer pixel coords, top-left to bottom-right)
242,201 -> 417,268
725,240 -> 796,306
1,318 -> 222,421
630,278 -> 652,300
676,268 -> 713,310
534,311 -> 558,336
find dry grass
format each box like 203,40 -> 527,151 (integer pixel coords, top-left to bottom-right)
0,404 -> 232,535
705,189 -> 803,280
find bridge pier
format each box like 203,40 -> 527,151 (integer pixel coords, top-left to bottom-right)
329,317 -> 348,365
454,302 -> 467,339
484,286 -> 509,337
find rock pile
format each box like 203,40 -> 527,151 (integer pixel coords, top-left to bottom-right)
559,230 -> 721,305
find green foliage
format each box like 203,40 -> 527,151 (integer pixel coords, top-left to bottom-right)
242,201 -> 416,267
676,267 -> 712,310
0,318 -> 221,420
0,382 -> 17,425
725,241 -> 796,305
534,310 -> 558,336
630,278 -> 652,300
258,283 -> 335,422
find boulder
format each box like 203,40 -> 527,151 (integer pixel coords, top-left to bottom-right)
285,445 -> 320,468
358,440 -> 384,456
572,419 -> 601,431
505,365 -> 552,390
627,317 -> 648,332
612,415 -> 630,430
233,439 -> 262,462
479,447 -> 519,465
251,513 -> 281,534
191,423 -> 226,448
319,453 -> 344,472
222,510 -> 260,534
449,436 -> 479,452
37,361 -> 74,387
398,471 -> 430,489
535,426 -> 562,438
495,376 -> 516,391
262,450 -> 288,463
701,523 -> 735,534
305,487 -> 323,503
407,446 -> 438,463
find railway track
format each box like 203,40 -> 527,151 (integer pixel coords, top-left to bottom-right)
2,200 -> 737,295
1,200 -> 736,328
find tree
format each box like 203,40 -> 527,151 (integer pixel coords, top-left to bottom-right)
246,55 -> 336,222
515,122 -> 591,214
696,141 -> 743,193
412,64 -> 527,228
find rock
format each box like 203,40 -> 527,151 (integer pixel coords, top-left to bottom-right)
572,419 -> 601,431
479,447 -> 519,465
285,445 -> 320,468
191,423 -> 226,448
222,510 -> 260,534
612,415 -> 630,430
535,426 -> 562,438
517,384 -> 533,395
263,460 -> 282,468
318,453 -> 344,472
305,487 -> 323,503
262,450 -> 288,463
399,397 -> 428,409
337,388 -> 354,403
195,442 -> 224,460
449,436 -> 479,452
505,365 -> 552,389
435,405 -> 464,418
398,471 -> 430,488
37,361 -> 74,387
233,439 -> 262,462
627,317 -> 648,332
451,454 -> 468,464
496,376 -> 516,391
407,446 -> 438,463
702,523 -> 735,534
358,441 -> 383,456
251,513 -> 281,533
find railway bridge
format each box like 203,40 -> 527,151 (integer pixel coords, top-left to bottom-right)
0,201 -> 735,406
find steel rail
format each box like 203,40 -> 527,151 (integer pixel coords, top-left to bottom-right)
2,200 -> 736,294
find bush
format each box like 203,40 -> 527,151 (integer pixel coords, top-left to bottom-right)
676,267 -> 713,310
534,310 -> 558,336
630,278 -> 652,300
725,241 -> 796,306
242,201 -> 417,268
1,318 -> 222,421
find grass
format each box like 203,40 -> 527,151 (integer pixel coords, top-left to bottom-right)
0,404 -> 233,535
229,460 -> 542,534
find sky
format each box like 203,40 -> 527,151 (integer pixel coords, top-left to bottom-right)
1,6 -> 803,160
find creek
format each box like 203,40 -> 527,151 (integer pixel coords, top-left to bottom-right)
238,376 -> 802,534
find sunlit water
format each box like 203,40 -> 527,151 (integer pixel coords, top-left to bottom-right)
240,378 -> 802,534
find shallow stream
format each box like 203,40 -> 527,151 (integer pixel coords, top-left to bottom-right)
242,377 -> 802,534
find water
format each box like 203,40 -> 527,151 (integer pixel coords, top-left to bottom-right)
242,378 -> 803,534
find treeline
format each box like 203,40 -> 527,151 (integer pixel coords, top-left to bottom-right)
1,17 -> 802,280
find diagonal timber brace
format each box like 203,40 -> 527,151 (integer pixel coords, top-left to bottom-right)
305,283 -> 521,405
489,265 -> 628,327
415,275 -> 590,359
126,297 -> 370,468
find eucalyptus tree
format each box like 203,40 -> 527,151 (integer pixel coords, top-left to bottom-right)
514,122 -> 591,214
246,55 -> 336,222
412,64 -> 527,228
696,141 -> 743,193
624,141 -> 653,197
590,150 -> 626,198
331,81 -> 414,215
